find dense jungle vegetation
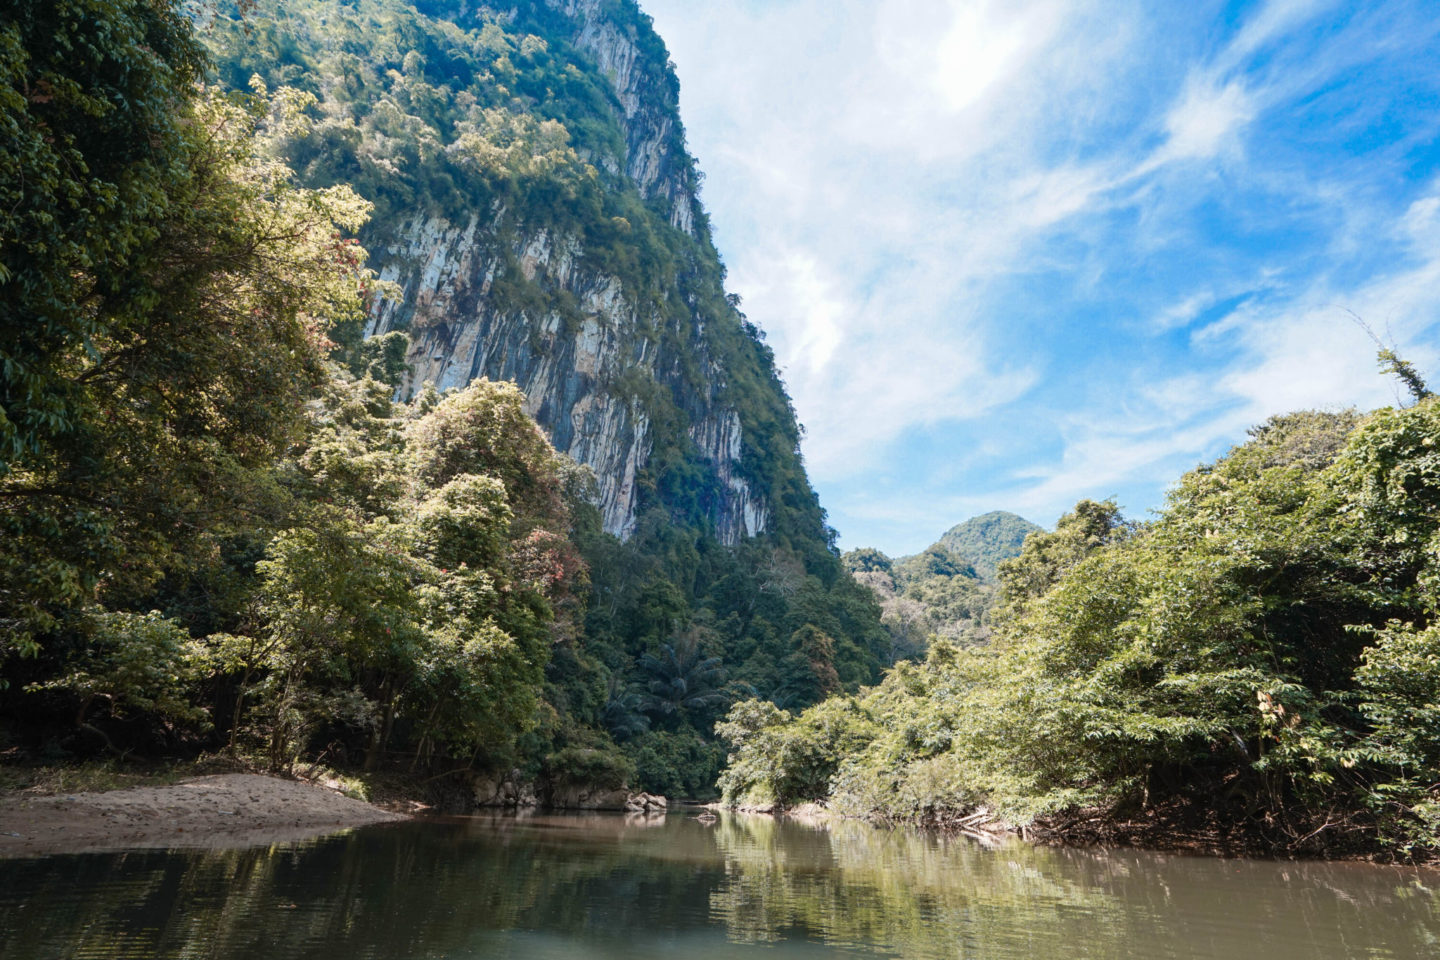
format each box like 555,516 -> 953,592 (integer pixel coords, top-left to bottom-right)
0,0 -> 594,784
720,389 -> 1440,858
0,0 -> 884,800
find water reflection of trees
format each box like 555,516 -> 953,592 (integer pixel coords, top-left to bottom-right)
708,815 -> 1137,957
0,817 -> 719,959
1,815 -> 1437,959
705,814 -> 1440,959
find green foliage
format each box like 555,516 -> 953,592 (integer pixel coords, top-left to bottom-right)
236,373 -> 586,772
408,380 -> 577,536
725,397 -> 1440,856
206,0 -> 621,225
841,548 -> 892,575
0,1 -> 593,791
543,744 -> 635,791
897,546 -> 975,582
0,60 -> 378,661
1378,349 -> 1432,406
842,513 -> 1043,660
195,0 -> 887,794
994,499 -> 1128,617
0,0 -> 206,465
638,628 -> 726,718
717,696 -> 877,807
345,330 -> 413,389
623,727 -> 725,799
1354,622 -> 1440,852
598,674 -> 650,740
5,0 -> 883,801
562,518 -> 884,792
26,610 -> 209,744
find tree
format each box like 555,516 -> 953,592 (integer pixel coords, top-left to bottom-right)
639,628 -> 727,719
218,373 -> 587,771
777,624 -> 841,703
26,610 -> 208,753
994,499 -> 1128,617
718,392 -> 1440,855
842,548 -> 893,575
1,0 -> 207,465
600,674 -> 650,740
1,53 -> 377,660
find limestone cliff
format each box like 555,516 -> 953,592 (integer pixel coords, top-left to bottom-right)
205,0 -> 893,795
543,0 -> 699,235
364,211 -> 768,542
357,0 -> 778,544
211,0 -> 827,552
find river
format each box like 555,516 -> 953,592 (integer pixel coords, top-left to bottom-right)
1,812 -> 1434,958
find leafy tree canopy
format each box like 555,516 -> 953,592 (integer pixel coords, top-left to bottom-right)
721,395 -> 1440,859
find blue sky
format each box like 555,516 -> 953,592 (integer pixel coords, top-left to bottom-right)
642,0 -> 1440,556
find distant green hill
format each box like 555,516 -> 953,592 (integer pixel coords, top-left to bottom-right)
934,511 -> 1045,580
843,511 -> 1044,657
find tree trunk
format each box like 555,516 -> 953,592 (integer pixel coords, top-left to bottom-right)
365,678 -> 397,772
227,667 -> 253,754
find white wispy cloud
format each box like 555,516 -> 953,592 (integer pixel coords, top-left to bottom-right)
644,0 -> 1440,552
1225,0 -> 1339,64
1157,77 -> 1254,164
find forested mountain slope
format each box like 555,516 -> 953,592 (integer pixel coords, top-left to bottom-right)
934,511 -> 1044,580
0,0 -> 884,802
208,0 -> 798,547
204,0 -> 889,795
843,511 -> 1043,655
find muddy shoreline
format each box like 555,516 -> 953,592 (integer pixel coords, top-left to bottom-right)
0,773 -> 407,858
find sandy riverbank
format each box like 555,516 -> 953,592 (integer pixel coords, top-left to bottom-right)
0,773 -> 407,858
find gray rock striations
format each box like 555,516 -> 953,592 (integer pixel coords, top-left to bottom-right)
545,0 -> 700,234
358,0 -> 781,545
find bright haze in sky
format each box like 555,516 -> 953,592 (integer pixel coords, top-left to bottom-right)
642,0 -> 1440,556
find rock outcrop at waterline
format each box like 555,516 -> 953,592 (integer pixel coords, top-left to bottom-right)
465,769 -> 668,813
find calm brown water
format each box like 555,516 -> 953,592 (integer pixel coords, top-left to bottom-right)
0,812 -> 1435,959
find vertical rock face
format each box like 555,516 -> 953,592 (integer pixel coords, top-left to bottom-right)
542,0 -> 699,235
689,408 -> 770,543
367,215 -> 654,538
361,1 -> 772,543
